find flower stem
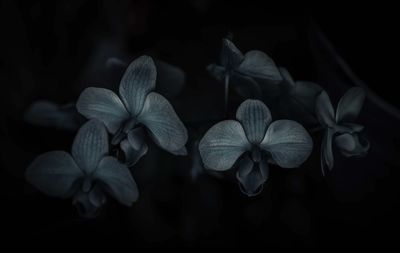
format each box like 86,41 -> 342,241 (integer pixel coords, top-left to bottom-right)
224,74 -> 230,117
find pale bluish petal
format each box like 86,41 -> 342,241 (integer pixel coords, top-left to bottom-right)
119,55 -> 156,116
335,133 -> 356,152
335,133 -> 370,157
170,146 -> 188,156
199,120 -> 251,171
237,50 -> 282,83
25,151 -> 83,198
72,120 -> 109,174
220,38 -> 244,69
76,87 -> 129,134
120,139 -> 148,167
260,120 -> 313,168
236,156 -> 269,197
125,127 -> 148,165
315,90 -> 335,127
137,92 -> 188,154
236,99 -> 272,144
336,87 -> 366,123
94,156 -> 139,206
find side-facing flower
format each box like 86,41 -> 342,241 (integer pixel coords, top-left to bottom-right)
76,55 -> 188,166
199,100 -> 313,196
207,38 -> 283,103
25,119 -> 138,217
315,87 -> 369,175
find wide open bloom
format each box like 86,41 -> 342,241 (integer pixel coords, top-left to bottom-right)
76,55 -> 188,166
315,87 -> 370,175
25,119 -> 138,217
199,100 -> 313,196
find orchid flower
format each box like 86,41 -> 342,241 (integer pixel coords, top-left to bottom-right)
25,119 -> 138,217
315,87 -> 370,175
76,55 -> 188,166
199,99 -> 313,196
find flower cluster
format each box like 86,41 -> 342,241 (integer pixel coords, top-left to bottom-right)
26,55 -> 188,216
25,38 -> 370,217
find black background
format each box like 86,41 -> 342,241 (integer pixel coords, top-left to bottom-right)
0,0 -> 398,249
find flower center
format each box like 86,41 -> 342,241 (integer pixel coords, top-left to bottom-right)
111,118 -> 138,145
251,146 -> 262,163
81,177 -> 93,193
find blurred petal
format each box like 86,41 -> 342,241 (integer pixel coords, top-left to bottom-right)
260,120 -> 313,168
291,81 -> 323,113
321,128 -> 334,175
336,133 -> 369,157
25,151 -> 83,198
137,92 -> 188,154
236,156 -> 269,197
24,100 -> 81,131
119,55 -> 156,116
238,50 -> 282,83
340,123 -> 364,133
335,133 -> 356,152
206,63 -> 225,82
199,120 -> 251,171
280,81 -> 323,126
155,60 -> 186,98
336,87 -> 366,123
94,156 -> 139,206
279,67 -> 295,90
230,73 -> 263,99
315,90 -> 335,127
120,139 -> 148,167
72,120 -> 109,174
220,38 -> 244,69
76,87 -> 129,134
236,99 -> 272,144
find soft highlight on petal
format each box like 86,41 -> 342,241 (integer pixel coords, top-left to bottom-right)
25,151 -> 83,198
94,156 -> 139,206
236,99 -> 272,144
336,87 -> 366,123
315,90 -> 335,127
137,92 -> 188,154
238,50 -> 283,83
220,38 -> 244,69
236,156 -> 269,197
72,120 -> 109,174
119,55 -> 157,116
260,120 -> 313,168
199,120 -> 251,171
76,87 -> 129,134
